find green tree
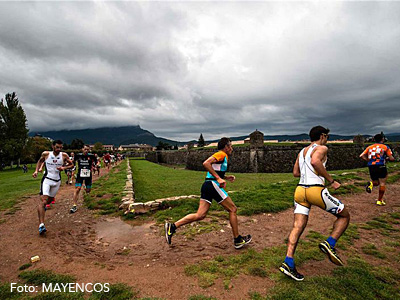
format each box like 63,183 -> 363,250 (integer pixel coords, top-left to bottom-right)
0,92 -> 29,168
70,139 -> 85,150
198,134 -> 205,147
156,141 -> 171,150
93,142 -> 103,152
21,136 -> 52,163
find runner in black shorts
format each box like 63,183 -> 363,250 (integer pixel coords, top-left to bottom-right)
70,145 -> 97,213
360,134 -> 395,206
164,137 -> 251,249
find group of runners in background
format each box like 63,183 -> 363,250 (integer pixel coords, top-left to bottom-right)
32,145 -> 123,234
31,126 -> 396,281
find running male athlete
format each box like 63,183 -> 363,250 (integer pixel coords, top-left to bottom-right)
165,137 -> 251,249
360,133 -> 395,206
279,126 -> 350,281
70,145 -> 97,213
103,152 -> 111,170
32,140 -> 73,235
94,153 -> 101,176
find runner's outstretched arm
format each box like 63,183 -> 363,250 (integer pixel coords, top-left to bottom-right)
293,154 -> 300,177
32,151 -> 48,178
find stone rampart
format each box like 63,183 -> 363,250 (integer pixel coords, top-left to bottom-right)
146,144 -> 400,173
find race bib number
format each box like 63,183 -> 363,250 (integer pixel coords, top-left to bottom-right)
80,169 -> 91,177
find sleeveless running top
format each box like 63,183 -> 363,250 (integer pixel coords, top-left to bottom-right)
44,151 -> 64,181
298,144 -> 326,186
205,151 -> 228,181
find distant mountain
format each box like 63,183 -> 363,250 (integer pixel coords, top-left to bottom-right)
385,133 -> 400,142
29,125 -> 184,147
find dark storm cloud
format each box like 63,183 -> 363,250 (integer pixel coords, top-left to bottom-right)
1,1 -> 400,140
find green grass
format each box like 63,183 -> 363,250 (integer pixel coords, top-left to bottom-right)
265,258 -> 400,300
18,269 -> 76,285
362,243 -> 387,259
0,166 -> 56,211
1,270 -> 143,299
360,214 -> 400,236
18,263 -> 32,271
84,161 -> 128,215
90,283 -> 138,299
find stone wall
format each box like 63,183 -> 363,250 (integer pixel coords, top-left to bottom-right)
146,143 -> 400,173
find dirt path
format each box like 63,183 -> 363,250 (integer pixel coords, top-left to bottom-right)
0,170 -> 399,299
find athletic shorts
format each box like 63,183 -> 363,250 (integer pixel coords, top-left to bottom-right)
368,165 -> 388,181
40,178 -> 61,198
293,185 -> 344,216
75,176 -> 92,189
200,180 -> 229,204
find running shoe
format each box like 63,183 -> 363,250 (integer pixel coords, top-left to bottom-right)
319,241 -> 344,266
51,199 -> 55,204
39,224 -> 47,235
234,234 -> 252,249
376,200 -> 386,206
45,204 -> 51,210
279,262 -> 304,281
164,222 -> 176,245
366,181 -> 373,193
70,205 -> 77,214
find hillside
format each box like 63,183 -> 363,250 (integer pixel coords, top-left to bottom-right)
29,125 -> 184,146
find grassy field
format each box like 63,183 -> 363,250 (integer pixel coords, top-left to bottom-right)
130,158 -> 295,202
0,166 -> 68,212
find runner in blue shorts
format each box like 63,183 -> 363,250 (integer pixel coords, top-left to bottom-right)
165,137 -> 251,249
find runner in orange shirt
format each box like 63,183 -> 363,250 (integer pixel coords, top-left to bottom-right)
360,134 -> 395,206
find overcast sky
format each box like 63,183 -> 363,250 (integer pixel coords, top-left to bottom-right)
1,1 -> 400,141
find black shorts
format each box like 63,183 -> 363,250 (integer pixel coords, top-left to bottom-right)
200,180 -> 228,204
368,165 -> 388,181
75,176 -> 92,188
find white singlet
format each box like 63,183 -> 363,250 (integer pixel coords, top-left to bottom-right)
298,144 -> 326,186
40,151 -> 64,197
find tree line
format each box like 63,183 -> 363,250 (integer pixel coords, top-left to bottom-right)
0,92 -> 103,170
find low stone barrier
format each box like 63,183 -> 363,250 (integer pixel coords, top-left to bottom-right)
119,161 -> 135,213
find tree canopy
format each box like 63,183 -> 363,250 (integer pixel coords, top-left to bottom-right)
0,92 -> 29,168
198,134 -> 205,147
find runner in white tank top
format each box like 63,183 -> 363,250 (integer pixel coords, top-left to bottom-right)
298,143 -> 326,186
32,140 -> 73,235
279,126 -> 351,281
